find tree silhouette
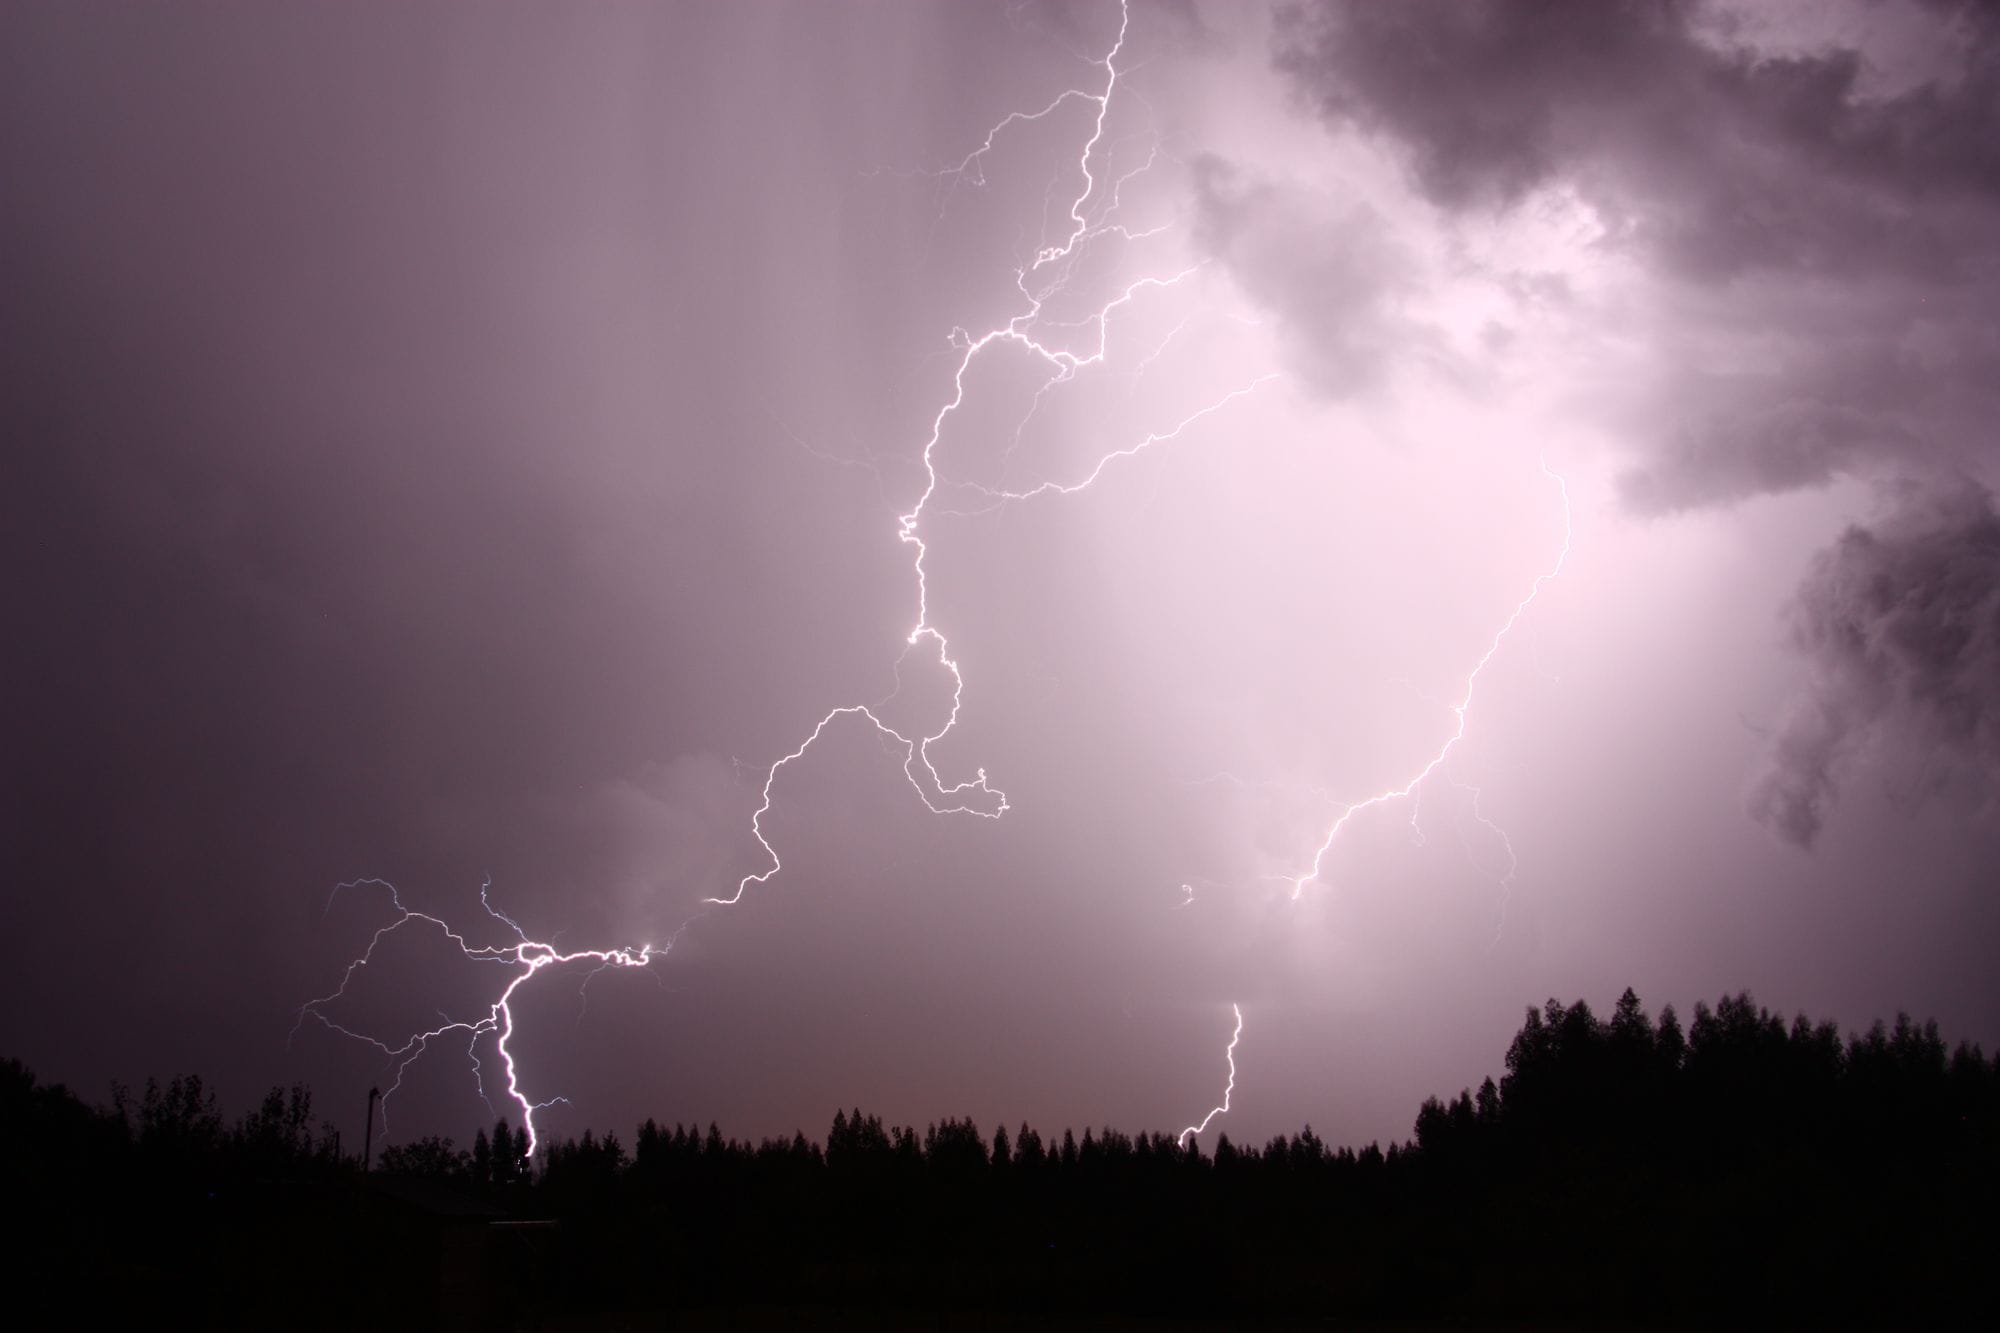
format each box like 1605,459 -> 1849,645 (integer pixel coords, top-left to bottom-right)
375,1134 -> 467,1179
9,987 -> 1996,1322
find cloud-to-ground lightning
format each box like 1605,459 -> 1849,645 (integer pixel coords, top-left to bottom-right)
1178,1004 -> 1244,1147
293,878 -> 665,1157
1284,463 -> 1573,901
301,0 -> 1272,1157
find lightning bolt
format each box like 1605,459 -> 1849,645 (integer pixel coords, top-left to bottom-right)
1177,1003 -> 1244,1147
293,877 -> 665,1157
1458,778 -> 1523,946
302,0 -> 1272,1159
707,0 -> 1273,901
1285,462 -> 1572,901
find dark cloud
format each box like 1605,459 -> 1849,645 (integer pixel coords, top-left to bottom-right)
1191,157 -> 1442,398
1751,479 -> 2000,846
1274,0 -> 2000,511
1275,0 -> 1697,215
1613,356 -> 1919,514
1263,0 -> 2000,848
1275,0 -> 2000,276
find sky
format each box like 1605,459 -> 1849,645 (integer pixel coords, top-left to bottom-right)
5,0 -> 1999,1157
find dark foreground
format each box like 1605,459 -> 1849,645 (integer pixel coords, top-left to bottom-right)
6,989 -> 1996,1328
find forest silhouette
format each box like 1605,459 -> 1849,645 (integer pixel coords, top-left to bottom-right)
6,989 -> 1995,1325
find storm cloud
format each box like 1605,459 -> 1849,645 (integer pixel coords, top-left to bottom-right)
1751,479 -> 2000,846
1264,0 -> 2000,837
1272,0 -> 2000,501
1191,158 -> 1444,399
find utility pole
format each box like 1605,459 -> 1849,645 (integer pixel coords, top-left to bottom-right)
362,1086 -> 380,1173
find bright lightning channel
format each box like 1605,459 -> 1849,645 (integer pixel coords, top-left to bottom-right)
1284,462 -> 1572,901
292,878 -> 668,1157
1177,1004 -> 1244,1148
302,0 -> 1268,1160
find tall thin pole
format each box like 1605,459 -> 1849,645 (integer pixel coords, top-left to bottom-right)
362,1086 -> 380,1173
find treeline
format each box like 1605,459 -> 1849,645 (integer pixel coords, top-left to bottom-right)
3,1061 -> 343,1194
6,989 -> 1998,1323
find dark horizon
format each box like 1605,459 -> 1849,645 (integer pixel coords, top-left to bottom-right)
30,981 -> 1991,1164
14,984 -> 1996,1323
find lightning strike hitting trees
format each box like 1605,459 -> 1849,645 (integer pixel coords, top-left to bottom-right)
292,878 -> 665,1156
1178,1004 -> 1244,1147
